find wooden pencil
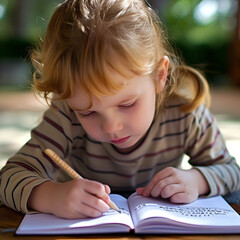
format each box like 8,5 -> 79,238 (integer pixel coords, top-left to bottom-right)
45,148 -> 120,212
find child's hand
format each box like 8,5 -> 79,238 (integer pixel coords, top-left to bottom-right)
28,179 -> 111,219
136,167 -> 209,203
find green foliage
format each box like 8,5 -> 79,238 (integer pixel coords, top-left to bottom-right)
0,0 -> 62,58
163,0 -> 235,46
0,0 -> 237,85
161,0 -> 237,84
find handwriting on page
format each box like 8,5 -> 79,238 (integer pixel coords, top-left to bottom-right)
103,208 -> 130,216
134,203 -> 231,217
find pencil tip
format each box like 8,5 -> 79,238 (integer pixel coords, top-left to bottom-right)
109,201 -> 120,212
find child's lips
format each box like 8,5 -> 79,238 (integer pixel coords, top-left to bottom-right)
110,136 -> 130,144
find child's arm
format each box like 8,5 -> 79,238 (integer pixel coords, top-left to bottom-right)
27,179 -> 111,218
136,167 -> 209,203
137,105 -> 240,202
184,105 -> 240,197
0,100 -> 89,215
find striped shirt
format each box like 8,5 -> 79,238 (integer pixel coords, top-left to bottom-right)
0,96 -> 239,213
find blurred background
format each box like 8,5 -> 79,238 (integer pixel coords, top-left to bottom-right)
0,0 -> 240,169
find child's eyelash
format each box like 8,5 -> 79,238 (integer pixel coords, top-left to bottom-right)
75,101 -> 136,117
77,111 -> 95,117
119,101 -> 136,108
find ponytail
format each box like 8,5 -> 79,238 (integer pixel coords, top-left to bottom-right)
174,65 -> 210,113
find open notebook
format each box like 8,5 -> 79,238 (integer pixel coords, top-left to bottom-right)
16,193 -> 240,235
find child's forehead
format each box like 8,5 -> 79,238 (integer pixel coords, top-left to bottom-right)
66,71 -> 152,111
103,55 -> 137,79
66,83 -> 126,112
76,58 -> 135,95
66,85 -> 93,111
67,69 -> 134,110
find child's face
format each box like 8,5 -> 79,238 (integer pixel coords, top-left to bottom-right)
66,71 -> 157,152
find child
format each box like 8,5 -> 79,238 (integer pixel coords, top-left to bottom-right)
0,0 -> 239,219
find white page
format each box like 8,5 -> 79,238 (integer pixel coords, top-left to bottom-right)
128,193 -> 240,230
17,194 -> 134,235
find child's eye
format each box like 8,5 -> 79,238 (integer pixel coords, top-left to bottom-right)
77,111 -> 95,117
118,101 -> 136,109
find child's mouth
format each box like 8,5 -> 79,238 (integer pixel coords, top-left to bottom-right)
110,136 -> 130,144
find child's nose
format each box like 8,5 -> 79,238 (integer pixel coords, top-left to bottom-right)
101,116 -> 123,134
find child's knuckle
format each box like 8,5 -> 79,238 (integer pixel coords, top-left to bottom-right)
165,166 -> 175,174
88,209 -> 101,218
93,182 -> 105,192
93,197 -> 101,207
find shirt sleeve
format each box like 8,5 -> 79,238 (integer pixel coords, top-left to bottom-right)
0,100 -> 75,213
184,104 -> 240,197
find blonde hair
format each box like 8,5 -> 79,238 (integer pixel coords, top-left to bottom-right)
32,0 -> 210,113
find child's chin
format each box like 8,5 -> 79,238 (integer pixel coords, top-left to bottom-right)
114,140 -> 141,153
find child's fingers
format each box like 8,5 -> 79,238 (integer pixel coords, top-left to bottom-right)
45,180 -> 110,219
159,183 -> 182,199
81,192 -> 110,214
104,184 -> 111,195
136,187 -> 144,195
142,167 -> 176,197
83,179 -> 110,200
80,179 -> 111,211
62,202 -> 103,219
146,177 -> 175,197
78,202 -> 104,218
143,175 -> 175,197
169,192 -> 197,204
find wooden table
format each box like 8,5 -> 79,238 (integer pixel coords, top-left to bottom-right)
1,203 -> 240,240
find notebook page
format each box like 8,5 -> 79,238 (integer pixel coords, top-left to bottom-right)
128,193 -> 240,228
17,194 -> 134,234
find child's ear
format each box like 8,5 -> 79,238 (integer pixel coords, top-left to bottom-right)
155,56 -> 169,93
